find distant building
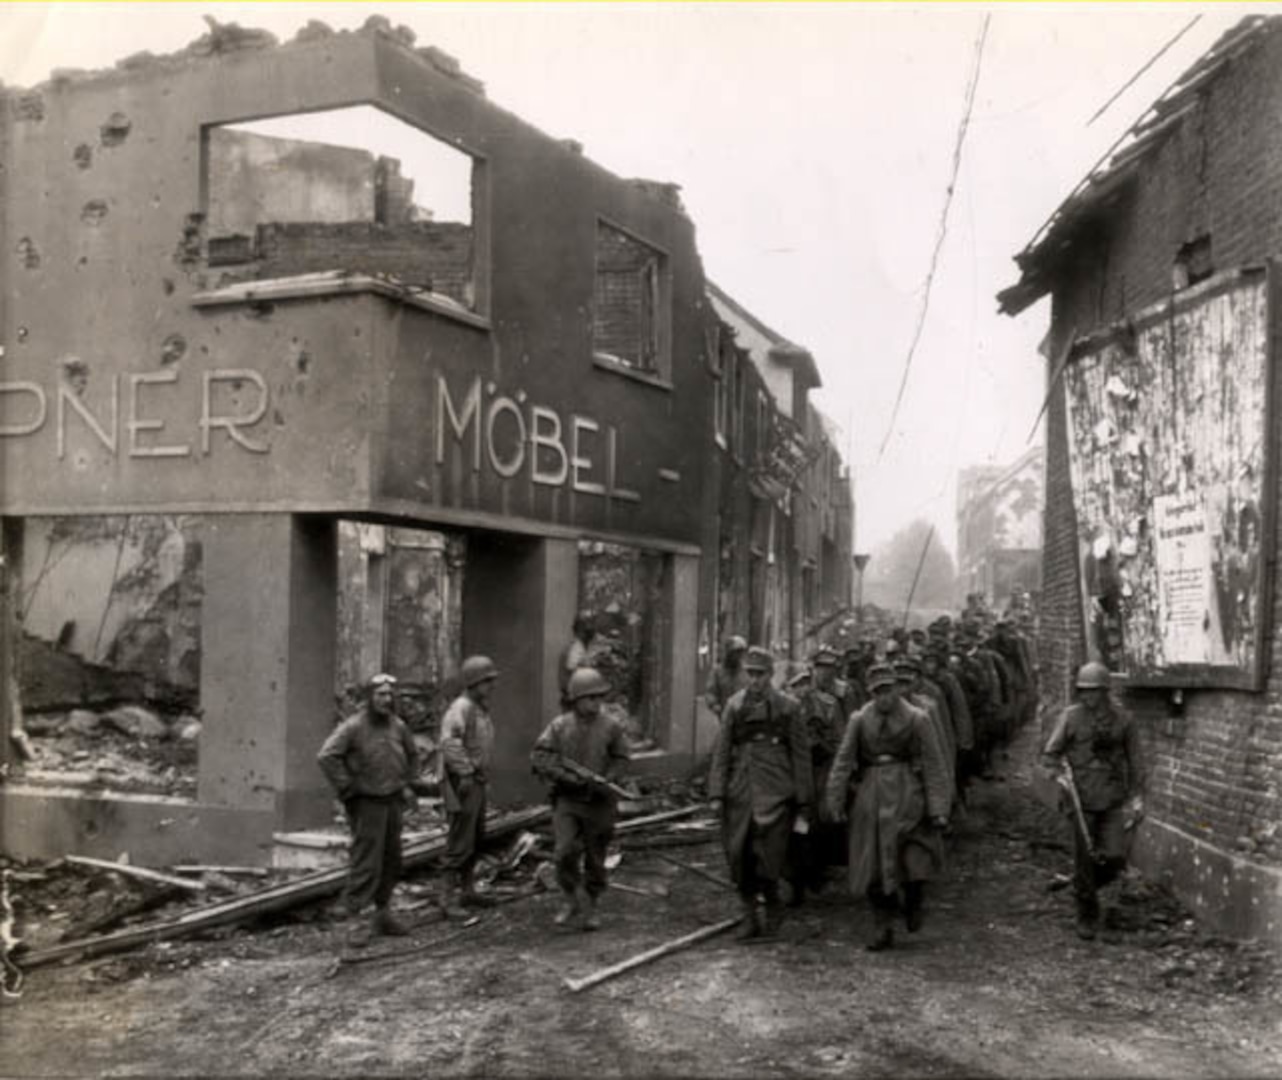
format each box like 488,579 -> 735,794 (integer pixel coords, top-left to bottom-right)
955,446 -> 1044,610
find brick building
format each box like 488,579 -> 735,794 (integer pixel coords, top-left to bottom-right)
999,16 -> 1282,943
0,20 -> 852,866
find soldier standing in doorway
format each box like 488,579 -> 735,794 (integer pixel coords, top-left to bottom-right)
1042,661 -> 1146,940
437,655 -> 499,918
709,645 -> 813,941
317,673 -> 419,947
705,634 -> 749,720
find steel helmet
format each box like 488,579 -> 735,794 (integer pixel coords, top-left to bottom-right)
1075,661 -> 1111,690
461,655 -> 500,688
567,667 -> 610,702
725,635 -> 748,656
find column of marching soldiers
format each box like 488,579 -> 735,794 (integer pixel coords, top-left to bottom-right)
703,608 -> 1039,950
317,601 -> 1064,953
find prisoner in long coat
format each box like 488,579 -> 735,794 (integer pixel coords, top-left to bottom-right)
709,647 -> 813,930
826,666 -> 951,899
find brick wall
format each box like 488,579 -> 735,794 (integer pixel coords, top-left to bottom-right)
1039,25 -> 1282,897
252,221 -> 474,307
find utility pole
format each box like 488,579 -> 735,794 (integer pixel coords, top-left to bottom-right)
852,553 -> 870,627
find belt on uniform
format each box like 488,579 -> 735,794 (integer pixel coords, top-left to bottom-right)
867,754 -> 906,765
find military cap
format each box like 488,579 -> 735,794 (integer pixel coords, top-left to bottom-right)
812,646 -> 839,667
894,658 -> 921,682
866,663 -> 898,691
743,646 -> 774,672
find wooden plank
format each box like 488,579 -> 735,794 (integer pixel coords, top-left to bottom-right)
614,805 -> 707,833
563,917 -> 742,993
65,856 -> 206,893
20,806 -> 549,970
653,853 -> 734,892
172,866 -> 269,878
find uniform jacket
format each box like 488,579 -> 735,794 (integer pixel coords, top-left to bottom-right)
710,687 -> 813,827
531,710 -> 631,804
317,707 -> 418,800
1043,700 -> 1145,811
439,693 -> 496,811
826,697 -> 950,895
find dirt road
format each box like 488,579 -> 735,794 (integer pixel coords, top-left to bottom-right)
5,727 -> 1280,1078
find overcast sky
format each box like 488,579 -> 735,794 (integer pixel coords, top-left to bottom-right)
1,3 -> 1262,557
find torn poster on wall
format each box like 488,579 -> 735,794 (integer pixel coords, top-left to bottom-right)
1063,266 -> 1275,689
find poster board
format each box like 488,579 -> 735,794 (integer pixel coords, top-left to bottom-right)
1062,265 -> 1277,689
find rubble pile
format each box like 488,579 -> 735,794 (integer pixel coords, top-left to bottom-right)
18,706 -> 199,798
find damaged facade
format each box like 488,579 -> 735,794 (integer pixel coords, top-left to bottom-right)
999,15 -> 1282,942
0,20 -> 852,866
955,445 -> 1044,609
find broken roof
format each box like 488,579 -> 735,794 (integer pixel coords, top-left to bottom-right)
705,280 -> 821,390
997,14 -> 1279,317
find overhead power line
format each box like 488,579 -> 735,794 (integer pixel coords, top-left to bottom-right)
1086,15 -> 1202,127
877,12 -> 990,462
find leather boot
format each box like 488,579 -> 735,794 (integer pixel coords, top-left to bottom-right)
580,890 -> 601,932
373,907 -> 411,937
438,873 -> 469,920
866,901 -> 895,951
735,897 -> 761,941
345,913 -> 372,950
904,882 -> 924,933
553,887 -> 582,928
760,888 -> 784,939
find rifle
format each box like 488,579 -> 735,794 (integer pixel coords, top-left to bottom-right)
1058,760 -> 1105,864
556,756 -> 639,802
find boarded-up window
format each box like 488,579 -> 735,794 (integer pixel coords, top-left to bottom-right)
1062,266 -> 1275,688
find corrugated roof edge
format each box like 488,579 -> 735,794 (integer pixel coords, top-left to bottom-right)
997,14 -> 1280,318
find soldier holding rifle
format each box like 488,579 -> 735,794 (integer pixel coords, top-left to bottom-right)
1042,661 -> 1146,940
532,667 -> 633,931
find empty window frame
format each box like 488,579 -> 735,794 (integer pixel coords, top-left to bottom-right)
204,105 -> 484,313
593,220 -> 671,377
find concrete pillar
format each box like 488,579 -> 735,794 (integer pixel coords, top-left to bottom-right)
462,533 -> 577,802
664,552 -> 700,761
199,514 -> 336,829
0,518 -> 21,780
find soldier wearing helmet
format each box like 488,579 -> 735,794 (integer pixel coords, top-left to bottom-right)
1042,660 -> 1146,940
436,655 -> 500,918
709,645 -> 813,941
531,666 -> 632,931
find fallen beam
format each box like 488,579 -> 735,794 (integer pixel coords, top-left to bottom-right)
653,852 -> 734,891
563,917 -> 742,993
20,806 -> 550,970
613,805 -> 708,834
65,855 -> 206,893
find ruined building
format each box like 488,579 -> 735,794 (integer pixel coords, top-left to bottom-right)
999,15 -> 1282,942
955,445 -> 1044,611
0,20 -> 853,866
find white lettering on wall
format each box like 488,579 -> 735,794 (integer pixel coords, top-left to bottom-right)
0,382 -> 47,437
129,370 -> 191,458
435,374 -> 641,503
0,368 -> 270,458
